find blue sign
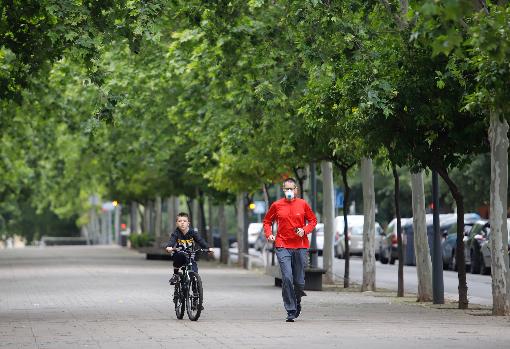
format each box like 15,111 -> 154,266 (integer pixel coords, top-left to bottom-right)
335,189 -> 344,208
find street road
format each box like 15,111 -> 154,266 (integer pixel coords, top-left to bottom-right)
329,256 -> 493,306
1,246 -> 509,349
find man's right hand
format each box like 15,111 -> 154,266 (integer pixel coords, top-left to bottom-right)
165,247 -> 174,253
267,235 -> 275,242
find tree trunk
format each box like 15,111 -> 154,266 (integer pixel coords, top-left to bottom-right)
166,196 -> 179,235
411,171 -> 433,302
262,183 -> 270,210
91,206 -> 100,243
198,189 -> 207,242
361,157 -> 376,291
114,204 -> 120,244
143,200 -> 151,235
186,197 -> 193,226
437,168 -> 468,309
130,201 -> 139,234
193,189 -> 200,227
207,196 -> 214,248
393,165 -> 404,297
341,167 -> 351,288
218,203 -> 229,264
294,167 -> 306,199
236,193 -> 245,267
100,211 -> 107,244
155,196 -> 162,238
321,161 -> 336,284
489,111 -> 510,315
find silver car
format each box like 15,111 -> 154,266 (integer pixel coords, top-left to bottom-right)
306,223 -> 324,254
247,223 -> 263,248
334,215 -> 383,259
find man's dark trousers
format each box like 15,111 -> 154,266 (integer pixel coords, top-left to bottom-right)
275,247 -> 307,314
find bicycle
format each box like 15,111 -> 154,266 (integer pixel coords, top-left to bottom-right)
171,247 -> 209,321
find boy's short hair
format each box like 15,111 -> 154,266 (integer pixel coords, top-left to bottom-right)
176,212 -> 190,221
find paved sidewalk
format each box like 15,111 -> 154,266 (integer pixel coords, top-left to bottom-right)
1,246 -> 509,349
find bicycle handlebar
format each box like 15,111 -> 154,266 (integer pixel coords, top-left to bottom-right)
169,247 -> 211,253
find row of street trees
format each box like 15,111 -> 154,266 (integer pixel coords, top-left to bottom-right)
1,1 -> 509,314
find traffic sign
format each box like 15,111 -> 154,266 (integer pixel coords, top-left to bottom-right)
335,189 -> 343,208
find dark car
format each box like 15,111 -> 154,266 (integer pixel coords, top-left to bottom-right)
381,213 -> 479,266
469,219 -> 510,275
466,220 -> 490,274
441,222 -> 475,271
440,213 -> 481,271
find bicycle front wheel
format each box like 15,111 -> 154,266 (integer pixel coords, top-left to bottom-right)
186,272 -> 203,321
174,282 -> 185,319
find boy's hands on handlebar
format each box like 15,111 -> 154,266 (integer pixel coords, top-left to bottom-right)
165,246 -> 174,253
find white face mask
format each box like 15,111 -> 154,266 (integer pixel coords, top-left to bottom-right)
284,190 -> 295,200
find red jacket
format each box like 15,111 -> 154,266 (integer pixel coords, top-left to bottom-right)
263,198 -> 317,249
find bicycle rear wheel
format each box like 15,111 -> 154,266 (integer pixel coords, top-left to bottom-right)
174,281 -> 185,319
186,272 -> 203,321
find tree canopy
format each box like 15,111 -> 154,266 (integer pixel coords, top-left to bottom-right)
1,0 -> 507,246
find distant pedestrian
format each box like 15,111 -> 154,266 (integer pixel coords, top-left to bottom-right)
263,178 -> 317,322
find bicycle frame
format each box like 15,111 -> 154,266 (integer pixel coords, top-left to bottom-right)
176,248 -> 201,284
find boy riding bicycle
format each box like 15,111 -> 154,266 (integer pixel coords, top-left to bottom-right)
164,212 -> 213,285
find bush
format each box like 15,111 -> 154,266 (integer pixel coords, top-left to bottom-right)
129,233 -> 155,248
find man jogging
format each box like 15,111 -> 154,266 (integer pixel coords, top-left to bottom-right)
263,177 -> 317,322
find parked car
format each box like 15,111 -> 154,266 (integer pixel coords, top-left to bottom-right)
334,215 -> 383,259
381,213 -> 479,266
308,223 -> 325,255
379,218 -> 413,264
467,220 -> 490,274
374,224 -> 384,260
247,223 -> 263,248
478,219 -> 510,275
441,222 -> 474,271
469,219 -> 510,275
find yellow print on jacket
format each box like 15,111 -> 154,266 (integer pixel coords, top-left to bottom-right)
177,238 -> 194,249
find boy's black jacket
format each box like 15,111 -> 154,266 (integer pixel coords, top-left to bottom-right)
164,228 -> 209,250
